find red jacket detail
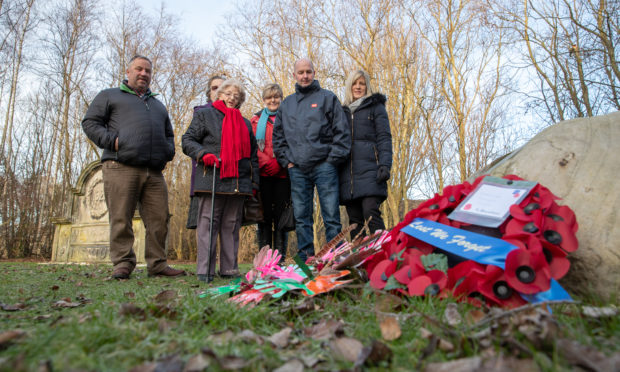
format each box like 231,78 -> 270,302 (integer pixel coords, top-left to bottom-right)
251,113 -> 287,178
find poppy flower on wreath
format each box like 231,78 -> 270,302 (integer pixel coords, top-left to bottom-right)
446,260 -> 487,303
392,250 -> 447,296
504,246 -> 551,294
369,257 -> 399,289
504,205 -> 545,237
503,235 -> 570,280
479,265 -> 528,309
543,214 -> 578,253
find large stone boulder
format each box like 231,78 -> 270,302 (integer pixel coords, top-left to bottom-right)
477,111 -> 620,301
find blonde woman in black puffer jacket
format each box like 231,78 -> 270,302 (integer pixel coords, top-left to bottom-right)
339,70 -> 393,239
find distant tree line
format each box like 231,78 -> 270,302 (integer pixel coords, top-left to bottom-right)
0,0 -> 617,259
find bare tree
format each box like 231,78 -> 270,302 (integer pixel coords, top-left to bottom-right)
496,0 -> 619,124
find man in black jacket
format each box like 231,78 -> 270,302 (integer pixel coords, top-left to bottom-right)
82,55 -> 185,279
272,58 -> 351,261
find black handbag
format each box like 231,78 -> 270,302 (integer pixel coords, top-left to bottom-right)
278,202 -> 296,232
242,194 -> 264,226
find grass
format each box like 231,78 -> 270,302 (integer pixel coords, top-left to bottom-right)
0,261 -> 618,371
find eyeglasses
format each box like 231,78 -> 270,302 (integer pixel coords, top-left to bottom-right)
222,91 -> 240,100
210,86 -> 219,91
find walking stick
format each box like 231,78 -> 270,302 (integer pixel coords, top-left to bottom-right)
207,162 -> 217,282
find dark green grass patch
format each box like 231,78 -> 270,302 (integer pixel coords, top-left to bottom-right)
0,262 -> 618,371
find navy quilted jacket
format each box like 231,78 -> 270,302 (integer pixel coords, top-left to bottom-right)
81,82 -> 175,171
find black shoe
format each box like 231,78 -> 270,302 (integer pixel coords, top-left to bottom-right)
198,274 -> 215,283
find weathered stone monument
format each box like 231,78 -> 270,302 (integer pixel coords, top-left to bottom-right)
51,161 -> 145,263
477,111 -> 620,301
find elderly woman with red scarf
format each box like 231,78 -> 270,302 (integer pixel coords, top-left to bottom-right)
182,79 -> 259,282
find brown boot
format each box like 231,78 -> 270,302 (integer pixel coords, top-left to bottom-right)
148,266 -> 187,278
112,267 -> 131,280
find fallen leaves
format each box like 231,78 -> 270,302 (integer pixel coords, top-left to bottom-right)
303,319 -> 344,340
330,337 -> 364,362
51,299 -> 82,308
0,330 -> 25,350
379,315 -> 401,341
581,304 -> 618,318
443,303 -> 462,326
0,302 -> 27,311
268,327 -> 292,348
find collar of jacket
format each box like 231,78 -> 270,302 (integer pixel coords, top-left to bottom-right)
295,80 -> 320,99
120,80 -> 158,97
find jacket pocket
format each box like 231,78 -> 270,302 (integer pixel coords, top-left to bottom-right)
318,125 -> 333,144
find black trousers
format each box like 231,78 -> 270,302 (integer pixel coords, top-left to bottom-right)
344,196 -> 386,239
258,176 -> 291,258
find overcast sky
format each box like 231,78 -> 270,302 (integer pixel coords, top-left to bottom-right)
156,0 -> 236,48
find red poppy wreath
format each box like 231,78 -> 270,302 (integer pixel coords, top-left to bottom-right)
363,175 -> 578,308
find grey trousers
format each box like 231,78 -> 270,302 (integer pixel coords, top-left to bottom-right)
196,194 -> 244,276
102,161 -> 169,274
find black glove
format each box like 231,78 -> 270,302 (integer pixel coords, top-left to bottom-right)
376,166 -> 390,183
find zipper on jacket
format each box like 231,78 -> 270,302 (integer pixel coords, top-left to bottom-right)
350,112 -> 354,197
374,145 -> 379,164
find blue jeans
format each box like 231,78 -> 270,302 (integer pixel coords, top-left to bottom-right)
288,161 -> 341,261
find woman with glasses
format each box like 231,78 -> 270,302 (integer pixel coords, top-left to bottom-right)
250,84 -> 290,262
182,79 -> 259,282
186,75 -> 225,230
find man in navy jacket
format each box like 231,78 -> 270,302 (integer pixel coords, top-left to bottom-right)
273,58 -> 351,261
82,55 -> 185,279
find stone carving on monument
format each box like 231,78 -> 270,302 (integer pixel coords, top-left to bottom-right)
51,161 -> 146,263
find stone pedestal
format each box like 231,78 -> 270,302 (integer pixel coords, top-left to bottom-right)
51,161 -> 145,263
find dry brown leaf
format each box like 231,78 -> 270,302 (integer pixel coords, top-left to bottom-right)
354,340 -> 392,367
52,300 -> 81,308
438,339 -> 454,352
379,315 -> 402,341
303,319 -> 343,340
124,291 -> 136,299
299,355 -> 321,368
50,285 -> 59,291
158,319 -> 175,333
330,337 -> 364,362
0,303 -> 27,311
218,355 -> 249,370
374,292 -> 405,313
207,330 -> 235,346
183,354 -> 211,372
78,313 -> 92,324
466,309 -> 486,324
443,303 -> 462,326
419,327 -> 433,339
273,359 -> 304,372
423,356 -> 482,372
582,305 -> 618,318
119,303 -> 146,319
154,290 -> 178,303
34,314 -> 53,321
479,356 -> 540,372
236,329 -> 264,345
557,338 -> 620,372
268,327 -> 292,348
0,330 -> 25,348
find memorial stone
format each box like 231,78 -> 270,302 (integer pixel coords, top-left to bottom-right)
51,161 -> 146,263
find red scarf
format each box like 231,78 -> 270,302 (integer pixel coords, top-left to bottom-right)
212,100 -> 251,178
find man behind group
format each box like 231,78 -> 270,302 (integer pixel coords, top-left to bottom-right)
81,55 -> 186,279
273,58 -> 351,261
